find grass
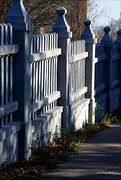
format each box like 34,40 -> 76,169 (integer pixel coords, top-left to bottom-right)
0,113 -> 118,179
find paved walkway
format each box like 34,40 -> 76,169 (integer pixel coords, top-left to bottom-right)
41,118 -> 121,180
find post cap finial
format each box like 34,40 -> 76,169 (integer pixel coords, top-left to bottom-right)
56,7 -> 67,15
5,0 -> 33,31
53,7 -> 70,34
84,19 -> 91,26
115,29 -> 121,47
117,29 -> 121,35
81,19 -> 95,41
104,26 -> 111,33
101,26 -> 113,47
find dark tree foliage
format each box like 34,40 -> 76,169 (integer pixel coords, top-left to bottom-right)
0,0 -> 87,40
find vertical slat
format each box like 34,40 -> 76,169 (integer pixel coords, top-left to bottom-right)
33,56 -> 35,102
36,35 -> 40,101
73,62 -> 75,93
8,24 -> 13,103
77,42 -> 79,92
0,24 -> 4,106
51,34 -> 54,107
77,60 -> 79,92
53,34 -> 56,92
80,60 -> 81,90
8,24 -> 13,123
80,59 -> 82,89
53,34 -> 55,92
51,58 -> 53,94
38,35 -> 41,101
82,59 -> 84,88
44,59 -> 46,97
33,35 -> 37,102
41,60 -> 44,98
55,33 -> 58,49
3,24 -> 8,125
48,58 -> 51,95
34,35 -> 38,117
0,24 -> 4,126
46,35 -> 49,96
45,58 -> 48,97
48,34 -> 51,95
53,57 -> 56,92
76,61 -> 77,92
71,62 -> 72,95
83,59 -> 85,88
32,36 -> 36,119
70,43 -> 72,95
47,58 -> 49,96
55,57 -> 57,92
50,35 -> 53,94
41,34 -> 44,99
35,37 -> 38,102
45,34 -> 48,98
30,35 -> 33,103
4,24 -> 9,105
72,62 -> 74,94
78,60 -> 80,90
38,60 -> 41,100
75,61 -> 77,92
30,36 -> 33,119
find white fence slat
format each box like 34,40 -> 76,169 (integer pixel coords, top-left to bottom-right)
0,25 -> 4,126
55,57 -> 57,92
38,61 -> 41,100
8,24 -> 13,103
41,60 -> 44,98
43,59 -> 46,97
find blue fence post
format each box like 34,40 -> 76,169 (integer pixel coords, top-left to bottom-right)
5,0 -> 33,159
101,27 -> 113,114
81,19 -> 97,123
53,7 -> 72,129
115,29 -> 121,106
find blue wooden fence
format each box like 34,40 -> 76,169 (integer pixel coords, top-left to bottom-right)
0,0 -> 121,166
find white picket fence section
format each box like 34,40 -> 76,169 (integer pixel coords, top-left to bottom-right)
0,23 -> 18,127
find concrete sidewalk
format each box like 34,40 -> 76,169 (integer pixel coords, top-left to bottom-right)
41,118 -> 121,180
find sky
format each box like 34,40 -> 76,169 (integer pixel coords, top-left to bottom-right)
94,0 -> 121,26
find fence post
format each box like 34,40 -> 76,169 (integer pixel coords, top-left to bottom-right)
81,19 -> 97,123
53,7 -> 72,129
5,0 -> 33,159
101,27 -> 113,114
115,29 -> 121,106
